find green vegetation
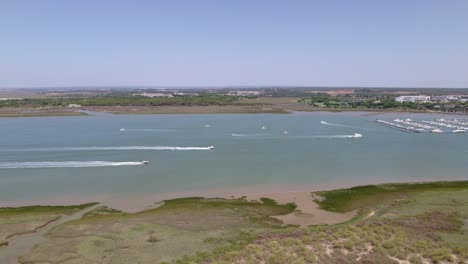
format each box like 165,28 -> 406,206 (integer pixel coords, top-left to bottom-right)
315,181 -> 468,213
299,93 -> 468,113
0,203 -> 98,217
0,94 -> 240,108
17,197 -> 296,264
172,182 -> 468,263
7,182 -> 468,263
0,203 -> 98,247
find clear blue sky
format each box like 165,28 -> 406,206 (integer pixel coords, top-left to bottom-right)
1,0 -> 467,88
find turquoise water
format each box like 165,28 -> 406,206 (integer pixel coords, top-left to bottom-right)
0,112 -> 467,202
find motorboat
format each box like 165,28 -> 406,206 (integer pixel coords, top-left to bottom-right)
431,128 -> 443,133
140,160 -> 149,165
351,133 -> 362,138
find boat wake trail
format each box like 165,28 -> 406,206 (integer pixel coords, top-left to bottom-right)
3,146 -> 215,151
0,161 -> 146,169
119,128 -> 175,132
231,133 -> 270,137
320,121 -> 363,129
292,133 -> 363,139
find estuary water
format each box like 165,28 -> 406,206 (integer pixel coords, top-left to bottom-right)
0,112 -> 467,204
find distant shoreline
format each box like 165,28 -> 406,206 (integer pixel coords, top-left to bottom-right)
0,105 -> 466,117
2,179 -> 466,213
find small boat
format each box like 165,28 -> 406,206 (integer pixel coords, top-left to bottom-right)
261,126 -> 266,130
431,128 -> 443,133
208,146 -> 215,150
283,131 -> 288,134
351,133 -> 362,138
452,129 -> 466,133
119,128 -> 126,131
140,160 -> 149,165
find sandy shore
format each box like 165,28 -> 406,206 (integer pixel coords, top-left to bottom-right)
244,192 -> 357,226
0,182 -> 368,227
2,178 -> 465,226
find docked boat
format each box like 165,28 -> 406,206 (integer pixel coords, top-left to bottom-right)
431,128 -> 443,133
452,129 -> 466,133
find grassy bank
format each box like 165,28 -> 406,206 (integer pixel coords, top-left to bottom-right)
179,181 -> 468,263
314,181 -> 468,213
0,203 -> 98,247
5,181 -> 468,263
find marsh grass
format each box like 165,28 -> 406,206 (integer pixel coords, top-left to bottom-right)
315,181 -> 468,213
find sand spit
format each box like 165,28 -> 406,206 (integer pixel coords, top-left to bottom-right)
244,192 -> 357,227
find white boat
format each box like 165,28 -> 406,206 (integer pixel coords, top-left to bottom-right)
119,128 -> 126,131
204,124 -> 211,128
452,129 -> 466,133
351,133 -> 362,138
261,126 -> 267,130
283,131 -> 288,134
140,160 -> 149,165
208,146 -> 215,150
431,129 -> 443,133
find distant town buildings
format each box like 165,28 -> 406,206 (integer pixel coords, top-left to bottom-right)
0,98 -> 22,100
394,95 -> 468,104
133,92 -> 174,98
431,95 -> 467,103
227,91 -> 262,96
395,95 -> 431,103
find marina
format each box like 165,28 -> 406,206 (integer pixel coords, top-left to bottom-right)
375,118 -> 468,133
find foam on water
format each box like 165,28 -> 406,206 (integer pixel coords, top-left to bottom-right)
3,146 -> 215,151
0,161 -> 146,169
231,133 -> 269,137
119,128 -> 175,132
290,134 -> 362,139
320,121 -> 363,129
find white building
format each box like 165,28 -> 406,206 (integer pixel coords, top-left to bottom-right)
227,91 -> 262,96
0,98 -> 22,101
133,92 -> 174,98
395,95 -> 431,103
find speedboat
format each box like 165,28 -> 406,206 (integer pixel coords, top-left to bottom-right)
119,128 -> 126,131
431,128 -> 443,133
452,129 -> 466,133
351,133 -> 362,138
261,126 -> 267,130
283,131 -> 288,134
208,146 -> 215,150
204,124 -> 211,128
140,160 -> 149,165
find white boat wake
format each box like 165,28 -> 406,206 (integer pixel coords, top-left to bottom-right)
231,133 -> 269,137
320,121 -> 363,129
4,146 -> 215,151
0,161 -> 147,169
291,133 -> 363,139
119,128 -> 175,132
